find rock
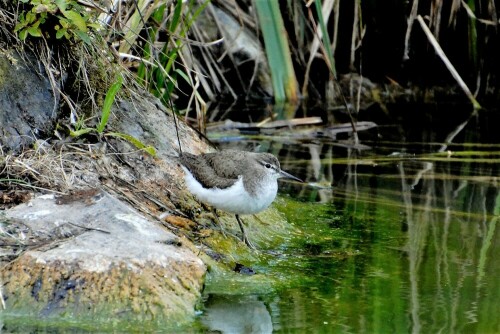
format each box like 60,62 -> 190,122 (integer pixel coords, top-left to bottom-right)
0,51 -> 214,322
0,191 -> 206,325
0,50 -> 60,153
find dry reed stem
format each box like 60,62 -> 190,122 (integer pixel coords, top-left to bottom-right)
449,0 -> 462,26
416,15 -> 481,109
404,0 -> 419,60
430,0 -> 443,39
302,0 -> 335,96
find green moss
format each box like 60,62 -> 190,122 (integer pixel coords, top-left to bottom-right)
200,195 -> 353,297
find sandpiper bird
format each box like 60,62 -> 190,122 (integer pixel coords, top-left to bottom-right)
179,150 -> 302,248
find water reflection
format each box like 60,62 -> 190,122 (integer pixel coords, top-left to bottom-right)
201,295 -> 272,334
203,105 -> 499,333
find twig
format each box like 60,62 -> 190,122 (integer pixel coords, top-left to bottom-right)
403,0 -> 419,60
67,222 -> 110,234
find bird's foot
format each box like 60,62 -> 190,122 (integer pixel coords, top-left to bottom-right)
241,233 -> 256,250
235,214 -> 256,250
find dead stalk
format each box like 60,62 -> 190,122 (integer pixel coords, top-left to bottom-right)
416,15 -> 481,109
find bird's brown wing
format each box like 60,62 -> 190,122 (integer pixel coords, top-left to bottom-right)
179,153 -> 238,189
204,150 -> 247,179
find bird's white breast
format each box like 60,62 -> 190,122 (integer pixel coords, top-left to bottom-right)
181,166 -> 278,215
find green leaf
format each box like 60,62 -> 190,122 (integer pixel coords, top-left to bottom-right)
27,26 -> 42,37
97,76 -> 123,133
25,11 -> 37,24
19,29 -> 28,41
74,30 -> 91,44
174,68 -> 190,85
14,22 -> 26,33
54,0 -> 67,12
314,0 -> 336,78
59,17 -> 69,28
70,127 -> 94,137
87,23 -> 102,30
185,0 -> 210,32
169,0 -> 183,32
106,132 -> 157,156
62,10 -> 87,32
56,28 -> 67,39
31,19 -> 42,28
14,12 -> 26,29
254,0 -> 298,102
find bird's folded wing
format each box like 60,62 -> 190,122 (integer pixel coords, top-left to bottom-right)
180,153 -> 238,189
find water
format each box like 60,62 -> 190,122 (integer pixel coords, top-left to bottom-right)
198,104 -> 500,333
2,104 -> 498,333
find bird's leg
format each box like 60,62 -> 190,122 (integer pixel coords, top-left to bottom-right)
235,214 -> 255,249
210,208 -> 227,237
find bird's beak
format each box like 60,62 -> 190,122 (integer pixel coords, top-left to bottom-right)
279,169 -> 303,183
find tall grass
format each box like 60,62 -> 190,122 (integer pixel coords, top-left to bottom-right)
96,0 -> 499,120
13,0 -> 498,133
100,0 -> 210,128
254,0 -> 299,103
195,0 -> 497,107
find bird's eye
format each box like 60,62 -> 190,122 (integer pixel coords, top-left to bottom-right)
265,163 -> 271,169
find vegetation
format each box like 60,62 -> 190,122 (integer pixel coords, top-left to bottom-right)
254,0 -> 298,103
2,0 -> 497,193
14,0 -> 99,43
9,0 -> 500,120
68,75 -> 157,156
1,1 -> 499,332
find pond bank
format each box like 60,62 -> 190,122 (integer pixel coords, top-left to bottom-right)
0,47 -> 212,326
1,192 -> 205,325
0,54 -> 300,328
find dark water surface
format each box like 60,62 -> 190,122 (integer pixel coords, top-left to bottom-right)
198,104 -> 499,333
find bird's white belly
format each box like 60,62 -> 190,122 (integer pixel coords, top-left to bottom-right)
182,167 -> 278,215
